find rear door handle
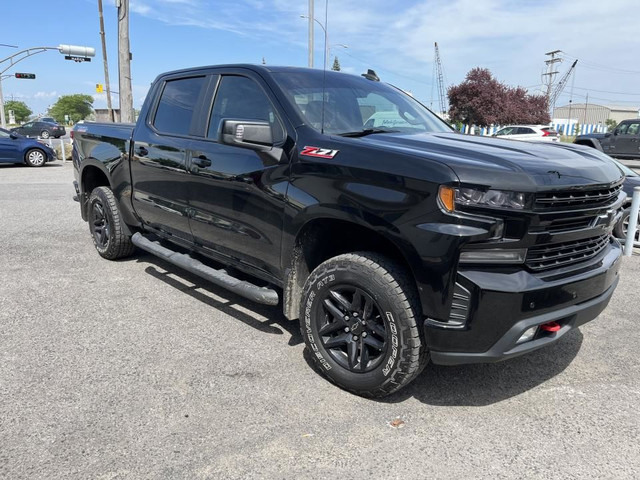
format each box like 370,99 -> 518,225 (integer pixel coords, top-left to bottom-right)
192,154 -> 212,168
135,146 -> 148,157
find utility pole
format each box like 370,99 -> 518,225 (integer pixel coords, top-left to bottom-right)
98,0 -> 114,122
117,0 -> 134,123
542,50 -> 562,104
308,0 -> 314,68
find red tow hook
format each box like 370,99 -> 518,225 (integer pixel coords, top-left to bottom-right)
540,321 -> 561,333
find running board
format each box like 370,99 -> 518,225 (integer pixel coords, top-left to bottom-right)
131,233 -> 279,306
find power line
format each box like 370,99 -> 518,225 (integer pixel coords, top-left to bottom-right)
571,85 -> 640,96
561,52 -> 640,75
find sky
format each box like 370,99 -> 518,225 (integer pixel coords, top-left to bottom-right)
2,0 -> 639,117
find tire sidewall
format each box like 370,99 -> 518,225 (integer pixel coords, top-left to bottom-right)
614,207 -> 630,239
302,263 -> 411,393
40,130 -> 50,139
88,188 -> 115,256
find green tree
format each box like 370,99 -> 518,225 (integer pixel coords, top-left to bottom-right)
3,100 -> 32,123
331,56 -> 341,71
48,94 -> 94,123
605,118 -> 618,132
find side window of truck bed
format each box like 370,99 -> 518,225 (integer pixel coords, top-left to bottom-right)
153,76 -> 207,136
206,75 -> 285,143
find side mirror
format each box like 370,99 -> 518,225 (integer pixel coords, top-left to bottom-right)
613,130 -> 619,136
604,132 -> 611,138
220,119 -> 273,150
491,133 -> 497,137
9,132 -> 18,139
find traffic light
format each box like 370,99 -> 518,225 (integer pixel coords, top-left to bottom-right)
15,73 -> 36,79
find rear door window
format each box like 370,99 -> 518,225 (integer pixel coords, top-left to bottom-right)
153,76 -> 207,136
517,127 -> 535,135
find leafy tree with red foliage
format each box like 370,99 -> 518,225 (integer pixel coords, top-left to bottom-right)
448,68 -> 550,127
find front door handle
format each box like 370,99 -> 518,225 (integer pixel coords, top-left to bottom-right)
192,154 -> 212,168
135,146 -> 148,157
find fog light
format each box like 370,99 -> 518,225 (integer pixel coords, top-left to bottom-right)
517,326 -> 538,344
459,249 -> 527,264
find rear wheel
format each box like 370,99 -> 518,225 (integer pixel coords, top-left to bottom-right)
300,252 -> 427,398
40,130 -> 50,139
24,148 -> 46,167
87,186 -> 135,260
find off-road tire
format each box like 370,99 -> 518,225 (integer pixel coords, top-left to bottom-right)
87,186 -> 135,260
24,148 -> 46,167
614,206 -> 634,240
299,252 -> 428,398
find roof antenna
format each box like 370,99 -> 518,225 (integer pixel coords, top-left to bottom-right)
361,69 -> 380,82
320,0 -> 328,134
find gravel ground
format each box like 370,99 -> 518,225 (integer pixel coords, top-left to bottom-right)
1,162 -> 639,479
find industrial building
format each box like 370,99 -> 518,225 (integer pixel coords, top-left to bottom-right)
553,103 -> 639,126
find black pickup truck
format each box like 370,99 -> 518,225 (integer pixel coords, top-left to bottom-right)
73,65 -> 624,397
574,118 -> 640,158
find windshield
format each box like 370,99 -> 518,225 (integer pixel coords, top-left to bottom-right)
273,71 -> 452,136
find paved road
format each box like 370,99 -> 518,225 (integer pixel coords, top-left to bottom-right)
1,162 -> 639,479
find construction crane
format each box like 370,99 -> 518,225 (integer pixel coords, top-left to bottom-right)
549,59 -> 578,112
433,42 -> 447,118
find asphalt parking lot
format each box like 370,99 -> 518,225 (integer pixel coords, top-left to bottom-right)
1,162 -> 639,479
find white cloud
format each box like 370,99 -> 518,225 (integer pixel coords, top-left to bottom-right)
124,0 -> 639,106
34,91 -> 58,99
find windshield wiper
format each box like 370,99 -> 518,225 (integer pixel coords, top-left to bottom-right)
338,128 -> 399,137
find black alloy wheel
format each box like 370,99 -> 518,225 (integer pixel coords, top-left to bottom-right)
91,201 -> 110,249
317,286 -> 388,373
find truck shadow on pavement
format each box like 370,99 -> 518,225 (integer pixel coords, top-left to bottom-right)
384,330 -> 584,406
135,252 -> 303,347
132,251 -> 583,406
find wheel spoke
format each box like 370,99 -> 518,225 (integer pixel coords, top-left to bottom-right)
369,320 -> 386,337
323,332 -> 350,349
329,290 -> 351,311
363,295 -> 373,320
323,298 -> 346,322
359,338 -> 369,371
347,339 -> 358,369
350,289 -> 363,310
364,334 -> 384,351
319,316 -> 346,336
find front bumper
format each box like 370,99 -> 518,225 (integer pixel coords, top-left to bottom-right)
427,240 -> 622,365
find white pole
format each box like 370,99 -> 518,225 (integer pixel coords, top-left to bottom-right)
308,0 -> 314,68
60,139 -> 66,163
623,186 -> 640,256
0,77 -> 6,128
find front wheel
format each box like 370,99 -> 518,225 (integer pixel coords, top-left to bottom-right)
614,207 -> 639,241
87,186 -> 135,260
24,148 -> 46,167
299,252 -> 427,398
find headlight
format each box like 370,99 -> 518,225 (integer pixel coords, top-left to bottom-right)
438,186 -> 526,211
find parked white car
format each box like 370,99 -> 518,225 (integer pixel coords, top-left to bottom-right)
492,125 -> 559,142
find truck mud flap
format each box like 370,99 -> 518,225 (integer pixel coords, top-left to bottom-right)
131,233 -> 279,306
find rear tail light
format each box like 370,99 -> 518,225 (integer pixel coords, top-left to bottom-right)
70,130 -> 74,139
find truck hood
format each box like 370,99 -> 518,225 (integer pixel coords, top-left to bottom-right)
361,132 -> 623,191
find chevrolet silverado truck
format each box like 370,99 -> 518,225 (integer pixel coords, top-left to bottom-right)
73,65 -> 625,397
574,118 -> 640,159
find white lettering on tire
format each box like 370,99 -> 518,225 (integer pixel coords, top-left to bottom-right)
304,290 -> 332,371
382,312 -> 398,377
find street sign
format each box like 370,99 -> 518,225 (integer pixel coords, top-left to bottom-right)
96,84 -> 103,93
15,73 -> 36,79
64,55 -> 91,62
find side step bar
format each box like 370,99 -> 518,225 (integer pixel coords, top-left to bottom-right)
131,233 -> 279,306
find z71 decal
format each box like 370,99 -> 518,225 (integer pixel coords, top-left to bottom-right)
300,146 -> 339,159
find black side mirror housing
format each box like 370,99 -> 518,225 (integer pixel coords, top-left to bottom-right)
613,130 -> 619,136
220,120 -> 273,151
9,132 -> 18,139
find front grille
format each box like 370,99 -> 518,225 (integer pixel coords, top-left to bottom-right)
529,216 -> 594,234
534,182 -> 623,210
526,234 -> 610,271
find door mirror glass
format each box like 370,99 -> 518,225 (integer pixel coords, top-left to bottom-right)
220,119 -> 273,150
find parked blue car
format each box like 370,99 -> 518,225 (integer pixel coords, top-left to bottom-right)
0,128 -> 56,167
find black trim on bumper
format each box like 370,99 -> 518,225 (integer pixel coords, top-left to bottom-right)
430,275 -> 618,365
